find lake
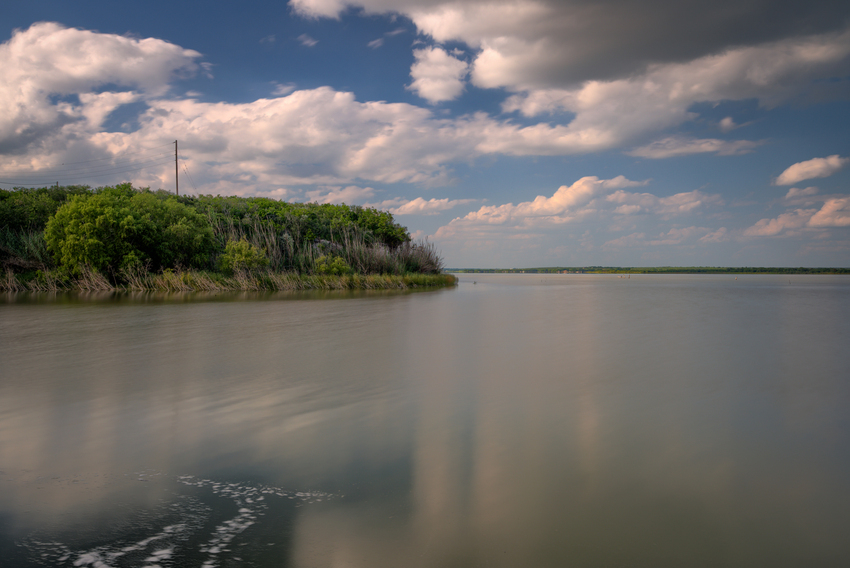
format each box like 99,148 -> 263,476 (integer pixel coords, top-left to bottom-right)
1,273 -> 849,567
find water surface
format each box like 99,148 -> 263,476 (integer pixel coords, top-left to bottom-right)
1,274 -> 849,567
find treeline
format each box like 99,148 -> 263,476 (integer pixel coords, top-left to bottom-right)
450,266 -> 850,274
1,184 -> 450,291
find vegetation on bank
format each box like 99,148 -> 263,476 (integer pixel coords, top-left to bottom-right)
1,184 -> 453,292
450,266 -> 850,274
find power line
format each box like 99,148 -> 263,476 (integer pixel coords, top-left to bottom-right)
0,156 -> 175,186
0,140 -> 197,189
54,141 -> 175,166
0,149 -> 173,177
180,156 -> 198,193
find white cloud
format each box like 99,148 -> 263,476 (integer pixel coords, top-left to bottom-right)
408,47 -> 469,103
290,0 -> 850,142
628,137 -> 761,159
434,176 -> 724,239
368,38 -> 384,48
0,23 -> 643,191
603,226 -> 721,247
606,188 -> 723,218
0,22 -> 199,153
775,155 -> 849,185
745,195 -> 850,236
718,117 -> 749,133
304,185 -> 375,203
297,34 -> 318,47
8,23 -> 710,190
289,0 -> 850,90
271,82 -> 297,96
500,31 -> 850,150
385,197 -> 476,215
808,197 -> 850,227
744,209 -> 817,236
603,232 -> 646,249
700,227 -> 728,243
785,186 -> 819,199
647,227 -> 709,245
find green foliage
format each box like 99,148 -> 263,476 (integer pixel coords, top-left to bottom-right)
44,187 -> 214,275
194,195 -> 410,249
314,254 -> 351,276
218,237 -> 269,273
0,185 -> 91,231
4,184 -> 441,283
0,226 -> 51,270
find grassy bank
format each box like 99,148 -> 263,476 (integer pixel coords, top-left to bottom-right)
2,267 -> 456,293
1,184 -> 449,291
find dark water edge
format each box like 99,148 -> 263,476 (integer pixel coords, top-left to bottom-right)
1,286 -> 447,305
2,274 -> 849,567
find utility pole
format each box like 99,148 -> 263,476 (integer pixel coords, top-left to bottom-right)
174,140 -> 179,196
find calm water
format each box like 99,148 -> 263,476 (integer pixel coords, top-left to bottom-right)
1,274 -> 849,567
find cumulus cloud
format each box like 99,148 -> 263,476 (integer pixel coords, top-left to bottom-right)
700,227 -> 728,243
385,197 -> 476,215
785,186 -> 819,199
289,0 -> 850,89
745,194 -> 850,236
628,137 -> 761,159
500,31 -> 850,148
603,226 -> 722,248
408,47 -> 469,103
606,188 -> 723,218
434,176 -> 725,241
6,23 -> 731,191
304,185 -> 376,203
271,82 -> 297,96
809,197 -> 850,227
647,226 -> 710,245
775,155 -> 849,185
297,33 -> 318,47
287,1 -> 850,158
744,209 -> 818,236
0,22 -> 199,154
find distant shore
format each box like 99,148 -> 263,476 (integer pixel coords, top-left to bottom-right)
448,267 -> 850,275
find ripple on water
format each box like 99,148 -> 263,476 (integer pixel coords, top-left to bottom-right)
20,473 -> 340,568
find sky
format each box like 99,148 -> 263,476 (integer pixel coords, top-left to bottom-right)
1,1 -> 849,268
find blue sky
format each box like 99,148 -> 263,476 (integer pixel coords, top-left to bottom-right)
1,1 -> 849,267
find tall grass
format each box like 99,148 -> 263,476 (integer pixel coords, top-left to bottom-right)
1,267 -> 455,293
0,227 -> 51,270
206,212 -> 444,276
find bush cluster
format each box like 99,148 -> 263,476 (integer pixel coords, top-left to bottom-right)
1,184 -> 443,284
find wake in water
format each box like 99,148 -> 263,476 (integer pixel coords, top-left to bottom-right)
19,474 -> 339,568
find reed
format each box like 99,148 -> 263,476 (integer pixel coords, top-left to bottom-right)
2,269 -> 22,292
0,227 -> 51,270
77,266 -> 115,291
2,268 -> 455,292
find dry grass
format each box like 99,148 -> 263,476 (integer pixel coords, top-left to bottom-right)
2,265 -> 456,293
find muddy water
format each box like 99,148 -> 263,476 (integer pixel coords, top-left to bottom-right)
2,274 -> 849,567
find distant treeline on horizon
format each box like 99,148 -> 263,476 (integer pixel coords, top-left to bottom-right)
448,267 -> 850,274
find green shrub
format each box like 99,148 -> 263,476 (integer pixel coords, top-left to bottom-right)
217,237 -> 269,273
0,185 -> 91,232
314,254 -> 351,275
44,186 -> 215,275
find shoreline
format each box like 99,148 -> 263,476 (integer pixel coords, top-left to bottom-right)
448,267 -> 850,275
2,269 -> 457,293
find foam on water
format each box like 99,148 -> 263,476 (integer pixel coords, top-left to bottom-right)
20,472 -> 340,567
